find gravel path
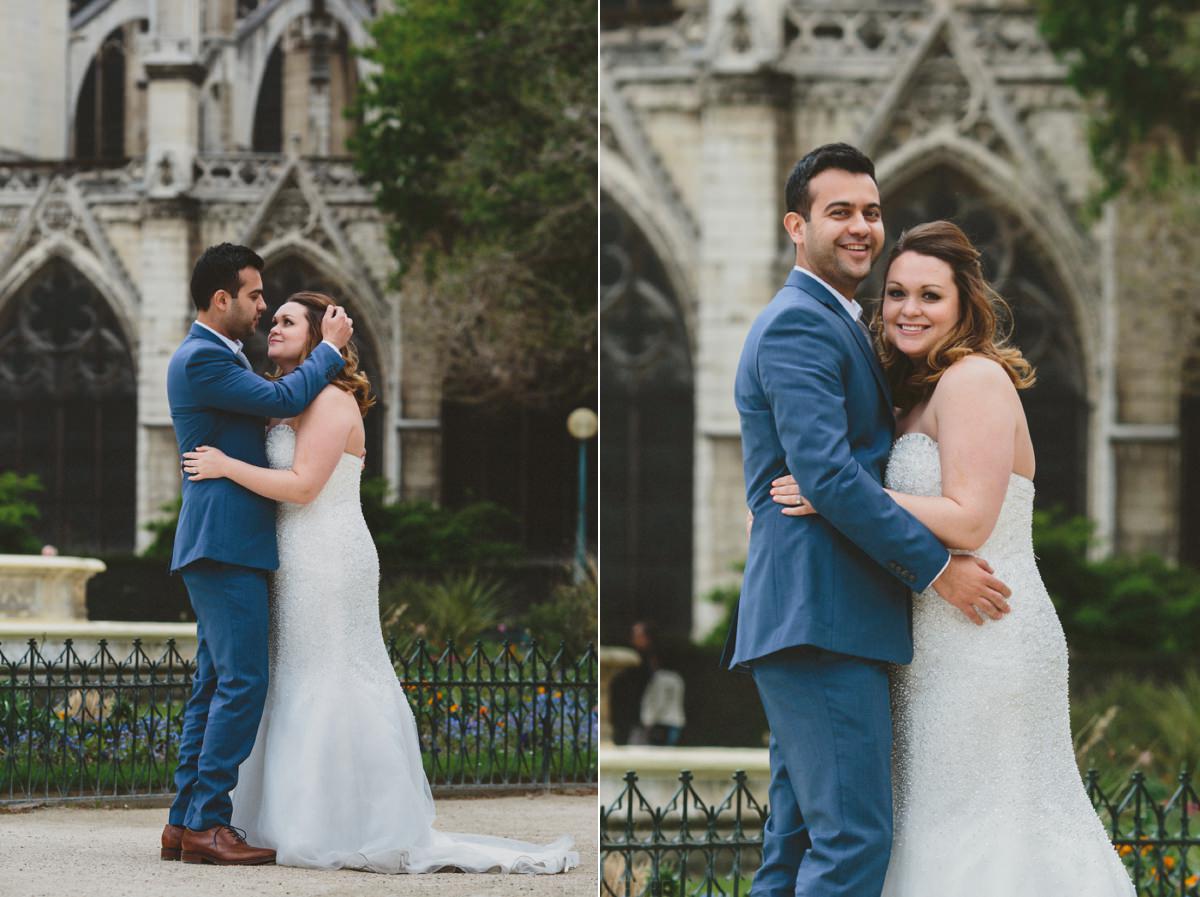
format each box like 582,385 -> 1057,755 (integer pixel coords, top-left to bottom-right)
0,793 -> 597,897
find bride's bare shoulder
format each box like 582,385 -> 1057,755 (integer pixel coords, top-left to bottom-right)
297,385 -> 359,425
938,354 -> 1015,395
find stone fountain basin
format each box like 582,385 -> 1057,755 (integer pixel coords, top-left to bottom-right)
0,554 -> 197,662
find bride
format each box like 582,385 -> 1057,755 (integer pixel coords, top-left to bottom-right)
769,222 -> 1133,895
181,290 -> 577,875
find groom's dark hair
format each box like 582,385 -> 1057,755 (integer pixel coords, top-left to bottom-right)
785,143 -> 877,221
190,243 -> 265,311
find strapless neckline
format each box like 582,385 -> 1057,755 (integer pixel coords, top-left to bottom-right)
266,423 -> 362,463
892,430 -> 1034,491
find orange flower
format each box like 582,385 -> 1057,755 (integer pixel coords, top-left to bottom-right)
537,686 -> 546,695
1118,845 -> 1133,857
450,704 -> 459,712
1163,855 -> 1176,870
1185,874 -> 1198,887
479,706 -> 489,714
553,690 -> 562,699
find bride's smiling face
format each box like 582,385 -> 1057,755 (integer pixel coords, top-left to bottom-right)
882,251 -> 961,362
267,301 -> 312,366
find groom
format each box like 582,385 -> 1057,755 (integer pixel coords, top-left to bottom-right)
722,144 -> 1012,896
162,243 -> 353,865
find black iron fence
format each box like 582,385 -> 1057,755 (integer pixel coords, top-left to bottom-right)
601,769 -> 1200,896
0,638 -> 596,803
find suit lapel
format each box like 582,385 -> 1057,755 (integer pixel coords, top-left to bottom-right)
189,323 -> 251,369
786,269 -> 892,407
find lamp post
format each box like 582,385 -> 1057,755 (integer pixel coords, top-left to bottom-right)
567,407 -> 598,583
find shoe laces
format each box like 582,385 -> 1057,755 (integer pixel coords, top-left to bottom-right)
217,825 -> 249,845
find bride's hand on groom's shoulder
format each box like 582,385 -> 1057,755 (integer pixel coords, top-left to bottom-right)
770,475 -> 817,517
182,446 -> 229,481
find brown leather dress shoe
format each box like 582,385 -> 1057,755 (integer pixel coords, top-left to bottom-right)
180,825 -> 276,865
161,823 -> 185,861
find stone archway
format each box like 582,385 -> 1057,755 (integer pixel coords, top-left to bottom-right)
0,257 -> 136,552
247,15 -> 360,154
245,255 -> 386,479
600,194 -> 695,642
72,20 -> 148,160
866,166 -> 1090,514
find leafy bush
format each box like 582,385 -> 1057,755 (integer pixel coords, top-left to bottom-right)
519,564 -> 597,655
0,471 -> 42,553
137,480 -> 523,572
697,514 -> 1200,668
1034,509 -> 1200,668
141,498 -> 181,561
362,478 -> 523,568
699,581 -> 742,650
380,570 -> 509,648
1071,670 -> 1200,796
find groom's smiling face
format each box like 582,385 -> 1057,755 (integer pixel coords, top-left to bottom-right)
790,169 -> 884,298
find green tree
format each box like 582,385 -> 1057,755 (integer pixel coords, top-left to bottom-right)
0,472 -> 42,554
350,0 -> 596,407
1036,0 -> 1200,196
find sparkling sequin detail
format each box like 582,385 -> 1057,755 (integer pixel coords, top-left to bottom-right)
880,432 -> 1133,896
229,425 -> 578,875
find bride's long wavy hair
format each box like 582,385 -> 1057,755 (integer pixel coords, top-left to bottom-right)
269,290 -> 376,416
869,220 -> 1036,412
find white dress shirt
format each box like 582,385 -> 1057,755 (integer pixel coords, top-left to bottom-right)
794,265 -> 863,321
194,321 -> 244,355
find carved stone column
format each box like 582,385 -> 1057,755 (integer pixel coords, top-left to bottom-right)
691,72 -> 792,639
135,198 -> 199,552
282,15 -> 341,157
142,30 -> 204,195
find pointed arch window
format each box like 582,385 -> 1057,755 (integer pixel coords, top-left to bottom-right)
73,21 -> 148,162
0,259 -> 136,552
251,19 -> 359,155
599,196 -> 694,640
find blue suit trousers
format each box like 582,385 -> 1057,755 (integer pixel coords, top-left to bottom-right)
750,647 -> 894,897
169,560 -> 269,830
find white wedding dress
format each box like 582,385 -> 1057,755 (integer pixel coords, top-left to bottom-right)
230,424 -> 578,874
880,432 -> 1133,896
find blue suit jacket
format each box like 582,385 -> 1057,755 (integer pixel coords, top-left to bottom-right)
722,269 -> 950,668
166,323 -> 345,573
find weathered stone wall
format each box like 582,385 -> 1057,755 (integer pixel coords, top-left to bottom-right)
0,1 -> 438,552
602,0 -> 1193,637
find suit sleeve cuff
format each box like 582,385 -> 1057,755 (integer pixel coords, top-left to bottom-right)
922,552 -> 952,593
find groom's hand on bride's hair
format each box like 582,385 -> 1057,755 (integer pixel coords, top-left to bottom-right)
320,304 -> 354,350
770,475 -> 818,517
182,445 -> 229,481
931,555 -> 1012,626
